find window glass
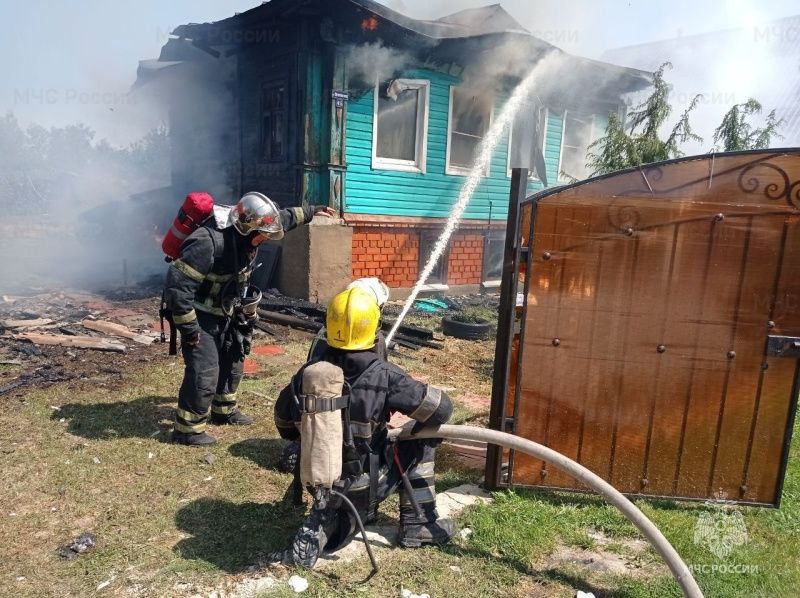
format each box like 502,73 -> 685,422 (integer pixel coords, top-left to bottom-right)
448,88 -> 492,172
483,234 -> 505,281
376,88 -> 419,161
560,112 -> 604,181
260,82 -> 286,162
419,232 -> 448,284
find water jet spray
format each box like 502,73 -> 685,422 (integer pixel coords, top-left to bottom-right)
386,52 -> 561,345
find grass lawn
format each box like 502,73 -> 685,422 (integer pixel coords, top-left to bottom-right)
0,316 -> 798,597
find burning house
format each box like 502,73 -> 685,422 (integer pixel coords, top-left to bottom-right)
137,0 -> 650,300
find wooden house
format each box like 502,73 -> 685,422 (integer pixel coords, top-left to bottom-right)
138,0 -> 649,299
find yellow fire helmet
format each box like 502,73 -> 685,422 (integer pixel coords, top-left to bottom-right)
326,287 -> 381,351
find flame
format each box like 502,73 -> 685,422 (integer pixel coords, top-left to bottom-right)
361,16 -> 378,31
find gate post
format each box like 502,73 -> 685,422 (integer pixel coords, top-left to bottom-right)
485,168 -> 528,489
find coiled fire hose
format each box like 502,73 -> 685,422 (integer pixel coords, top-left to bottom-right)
388,423 -> 704,598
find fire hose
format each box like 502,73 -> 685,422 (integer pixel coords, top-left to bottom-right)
387,423 -> 704,598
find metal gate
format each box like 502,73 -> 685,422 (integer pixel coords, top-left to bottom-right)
486,150 -> 800,506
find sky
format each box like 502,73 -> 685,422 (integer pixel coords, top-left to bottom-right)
1,0 -> 798,145
0,0 -> 256,145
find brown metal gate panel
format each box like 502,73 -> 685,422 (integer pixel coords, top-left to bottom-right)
488,150 -> 800,506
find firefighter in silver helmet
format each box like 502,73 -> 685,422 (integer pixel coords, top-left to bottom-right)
274,287 -> 456,568
165,192 -> 334,446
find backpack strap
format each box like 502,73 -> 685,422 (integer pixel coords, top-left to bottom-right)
159,288 -> 178,356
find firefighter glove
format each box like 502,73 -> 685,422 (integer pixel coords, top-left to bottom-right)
312,205 -> 336,218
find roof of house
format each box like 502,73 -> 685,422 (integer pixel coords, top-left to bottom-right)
173,0 -> 530,41
436,4 -> 528,34
148,0 -> 650,96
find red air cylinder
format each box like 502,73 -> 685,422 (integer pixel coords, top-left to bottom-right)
162,192 -> 215,260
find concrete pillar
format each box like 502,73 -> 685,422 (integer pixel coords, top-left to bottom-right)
276,219 -> 352,304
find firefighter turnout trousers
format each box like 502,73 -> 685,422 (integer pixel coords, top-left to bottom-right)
174,312 -> 243,434
324,439 -> 440,552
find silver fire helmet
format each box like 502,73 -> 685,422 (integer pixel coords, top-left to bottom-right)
228,192 -> 284,239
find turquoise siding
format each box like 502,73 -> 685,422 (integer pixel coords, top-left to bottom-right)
344,68 -> 562,220
543,111 -> 564,184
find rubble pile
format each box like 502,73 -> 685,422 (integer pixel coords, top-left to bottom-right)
0,289 -> 160,396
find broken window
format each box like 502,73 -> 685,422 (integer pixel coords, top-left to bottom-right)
447,87 -> 493,175
558,111 -> 605,182
372,79 -> 429,172
507,98 -> 545,179
260,81 -> 287,162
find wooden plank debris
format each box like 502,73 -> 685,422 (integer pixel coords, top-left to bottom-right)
257,309 -> 321,333
81,319 -> 156,345
1,318 -> 54,329
13,332 -> 126,353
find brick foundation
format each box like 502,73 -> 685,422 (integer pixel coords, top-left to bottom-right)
351,221 -> 492,289
351,227 -> 420,287
447,234 -> 484,286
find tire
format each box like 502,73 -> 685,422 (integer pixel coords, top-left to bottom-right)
441,316 -> 492,340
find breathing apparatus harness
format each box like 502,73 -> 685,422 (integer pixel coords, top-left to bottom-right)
219,231 -> 262,359
159,225 -> 262,356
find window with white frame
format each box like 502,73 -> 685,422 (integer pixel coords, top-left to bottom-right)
558,111 -> 605,182
507,98 -> 546,179
446,86 -> 493,175
372,79 -> 429,172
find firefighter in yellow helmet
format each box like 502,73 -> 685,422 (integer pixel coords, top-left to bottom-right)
305,277 -> 390,361
277,278 -> 391,473
274,287 -> 456,568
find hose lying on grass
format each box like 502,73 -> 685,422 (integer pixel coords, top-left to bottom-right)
389,423 -> 704,598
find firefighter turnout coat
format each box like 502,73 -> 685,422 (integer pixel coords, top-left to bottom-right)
166,205 -> 315,434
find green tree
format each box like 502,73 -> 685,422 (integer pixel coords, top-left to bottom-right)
127,124 -> 170,179
712,98 -> 783,151
587,62 -> 703,176
0,111 -> 170,213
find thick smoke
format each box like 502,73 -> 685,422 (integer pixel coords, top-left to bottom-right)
0,50 -> 178,293
388,0 -> 800,149
343,41 -> 416,89
0,87 -> 172,294
603,15 -> 800,151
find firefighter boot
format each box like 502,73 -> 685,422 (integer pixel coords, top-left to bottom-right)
398,517 -> 457,548
277,440 -> 301,473
171,431 -> 217,446
291,509 -> 342,569
210,408 -> 254,426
